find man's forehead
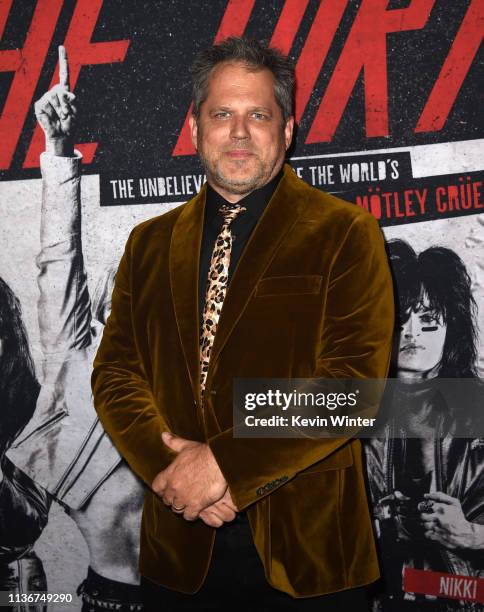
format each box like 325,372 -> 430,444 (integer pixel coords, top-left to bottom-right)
205,61 -> 275,93
210,60 -> 272,78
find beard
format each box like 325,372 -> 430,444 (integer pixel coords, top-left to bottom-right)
198,148 -> 273,196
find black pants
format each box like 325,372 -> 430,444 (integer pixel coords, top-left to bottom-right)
141,512 -> 370,611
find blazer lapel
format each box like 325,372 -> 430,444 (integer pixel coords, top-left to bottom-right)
169,186 -> 206,404
205,164 -> 305,388
169,165 -> 306,402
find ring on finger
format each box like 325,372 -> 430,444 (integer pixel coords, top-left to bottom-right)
171,503 -> 186,513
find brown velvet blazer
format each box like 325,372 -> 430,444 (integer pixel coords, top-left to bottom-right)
92,163 -> 395,597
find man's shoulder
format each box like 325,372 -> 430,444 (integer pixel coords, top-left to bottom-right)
127,186 -> 205,247
286,167 -> 377,230
130,202 -> 187,240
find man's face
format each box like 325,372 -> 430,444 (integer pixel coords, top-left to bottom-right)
189,62 -> 294,202
397,292 -> 447,380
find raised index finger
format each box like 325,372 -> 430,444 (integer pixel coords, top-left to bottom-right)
58,45 -> 69,91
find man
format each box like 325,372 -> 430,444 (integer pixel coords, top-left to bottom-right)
92,37 -> 395,610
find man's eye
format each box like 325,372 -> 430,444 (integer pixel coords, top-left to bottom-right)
252,112 -> 267,120
214,112 -> 230,119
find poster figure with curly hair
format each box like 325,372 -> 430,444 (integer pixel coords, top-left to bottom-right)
365,236 -> 484,612
0,277 -> 50,610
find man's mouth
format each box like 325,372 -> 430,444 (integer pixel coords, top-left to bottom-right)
225,150 -> 254,158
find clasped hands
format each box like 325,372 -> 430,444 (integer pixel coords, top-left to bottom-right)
151,432 -> 239,528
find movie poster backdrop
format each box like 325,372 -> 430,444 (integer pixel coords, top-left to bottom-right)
0,1 -> 482,609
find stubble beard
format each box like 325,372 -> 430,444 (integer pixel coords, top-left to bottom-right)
199,149 -> 273,196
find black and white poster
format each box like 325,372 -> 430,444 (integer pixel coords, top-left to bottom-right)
0,1 -> 482,609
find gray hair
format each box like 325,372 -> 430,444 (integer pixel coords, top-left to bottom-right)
191,37 -> 295,122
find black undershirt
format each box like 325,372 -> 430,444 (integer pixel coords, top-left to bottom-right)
197,169 -> 283,527
198,169 -> 284,320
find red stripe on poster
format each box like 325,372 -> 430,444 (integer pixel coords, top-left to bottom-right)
404,568 -> 484,603
173,0 -> 256,157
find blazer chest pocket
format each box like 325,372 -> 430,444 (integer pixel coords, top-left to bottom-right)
300,444 -> 353,474
255,275 -> 323,297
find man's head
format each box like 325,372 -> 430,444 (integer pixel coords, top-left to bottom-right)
189,37 -> 295,202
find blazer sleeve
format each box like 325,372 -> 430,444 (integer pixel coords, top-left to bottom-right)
91,228 -> 175,487
207,212 -> 395,511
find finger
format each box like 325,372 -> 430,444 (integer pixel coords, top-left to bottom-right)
183,508 -> 200,522
393,491 -> 411,500
58,45 -> 69,91
151,472 -> 167,496
223,490 -> 238,512
210,503 -> 236,522
199,510 -> 223,528
161,495 -> 172,507
170,501 -> 186,514
34,98 -> 52,122
39,100 -> 58,123
62,99 -> 77,118
50,92 -> 68,120
161,485 -> 178,507
424,492 -> 456,505
161,432 -> 191,453
60,114 -> 74,137
424,530 -> 440,541
35,110 -> 53,134
56,91 -> 71,117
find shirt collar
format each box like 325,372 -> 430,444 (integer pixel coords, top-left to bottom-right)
205,168 -> 284,224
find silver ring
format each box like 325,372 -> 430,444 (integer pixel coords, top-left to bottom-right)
418,500 -> 434,513
172,504 -> 186,513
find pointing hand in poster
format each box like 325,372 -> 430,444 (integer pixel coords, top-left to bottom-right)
420,491 -> 484,550
34,45 -> 77,157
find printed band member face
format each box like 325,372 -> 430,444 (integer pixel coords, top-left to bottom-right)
189,62 -> 293,200
397,294 -> 447,380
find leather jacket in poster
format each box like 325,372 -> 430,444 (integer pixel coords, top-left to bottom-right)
365,382 -> 484,611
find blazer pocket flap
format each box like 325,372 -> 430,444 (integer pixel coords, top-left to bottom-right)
255,275 -> 323,297
300,444 -> 353,474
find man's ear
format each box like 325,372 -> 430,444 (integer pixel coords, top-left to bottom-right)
284,116 -> 294,150
189,114 -> 198,151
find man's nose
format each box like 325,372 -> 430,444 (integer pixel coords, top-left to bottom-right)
230,116 -> 250,140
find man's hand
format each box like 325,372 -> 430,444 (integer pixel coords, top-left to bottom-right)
151,432 -> 232,522
420,492 -> 484,550
35,46 -> 77,156
199,488 -> 238,528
